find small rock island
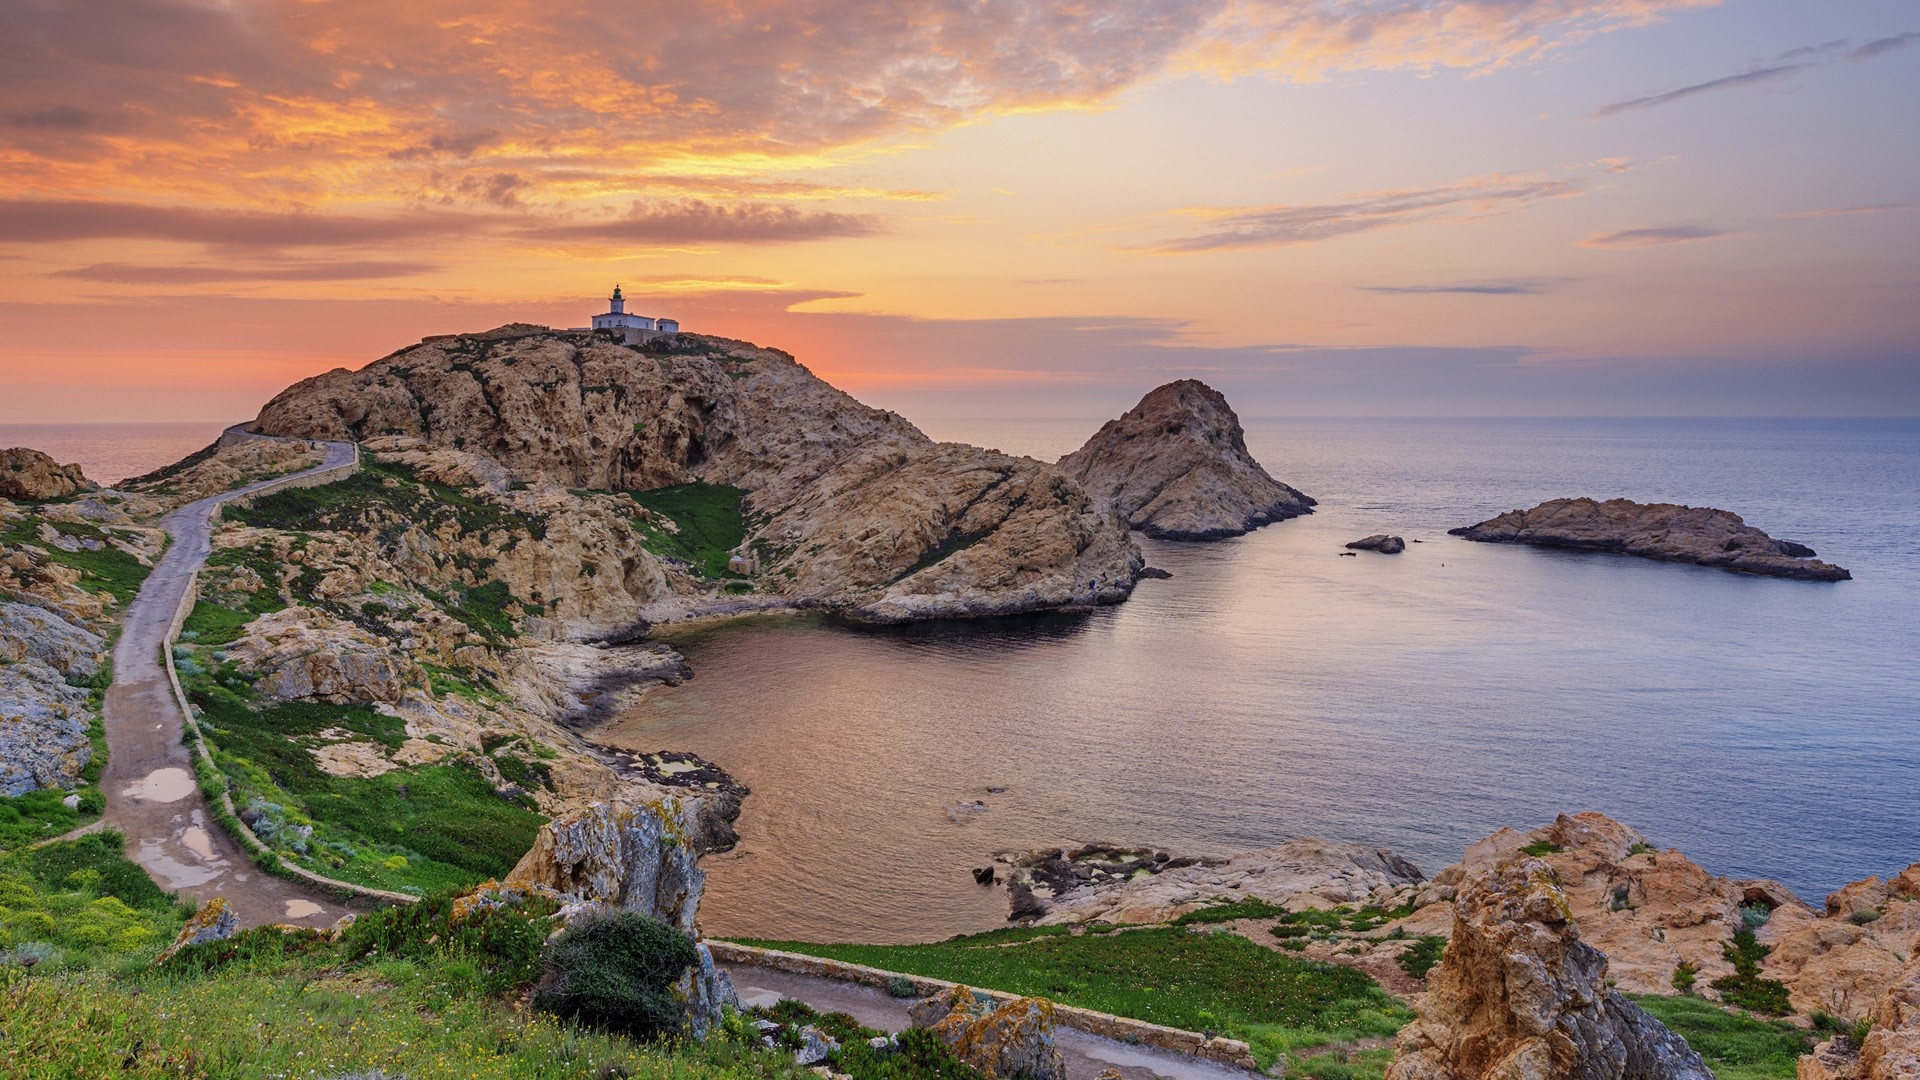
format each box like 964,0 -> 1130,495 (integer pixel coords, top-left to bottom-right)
1059,380 -> 1314,540
1450,497 -> 1850,581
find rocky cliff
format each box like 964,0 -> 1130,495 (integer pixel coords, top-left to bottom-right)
1450,498 -> 1851,581
1059,380 -> 1313,539
1385,856 -> 1713,1080
252,327 -> 1140,623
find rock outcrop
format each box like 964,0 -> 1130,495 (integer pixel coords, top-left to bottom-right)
0,447 -> 91,501
1008,837 -> 1426,925
503,799 -> 737,1035
1768,862 -> 1920,1021
251,329 -> 1139,623
908,985 -> 1067,1080
1386,857 -> 1713,1080
1449,499 -> 1849,580
0,659 -> 93,797
1799,956 -> 1920,1080
153,897 -> 239,965
225,607 -> 429,704
1059,380 -> 1314,540
0,601 -> 104,681
122,438 -> 322,504
1348,535 -> 1406,554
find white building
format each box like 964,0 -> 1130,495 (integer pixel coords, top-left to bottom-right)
572,286 -> 682,337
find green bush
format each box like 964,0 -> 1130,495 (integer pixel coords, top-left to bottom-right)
1711,928 -> 1792,1015
1519,841 -> 1563,857
533,911 -> 699,1040
1397,936 -> 1448,980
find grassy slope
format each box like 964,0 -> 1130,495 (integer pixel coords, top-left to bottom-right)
0,833 -> 190,969
629,483 -> 747,579
739,925 -> 1412,1069
1632,994 -> 1811,1080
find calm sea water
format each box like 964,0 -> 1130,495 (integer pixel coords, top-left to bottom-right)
596,417 -> 1920,944
0,422 -> 229,486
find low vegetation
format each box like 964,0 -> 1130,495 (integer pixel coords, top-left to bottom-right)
0,513 -> 157,607
629,482 -> 749,578
4,888 -> 818,1079
738,924 -> 1413,1069
1711,928 -> 1793,1016
187,681 -> 546,895
755,997 -> 980,1080
1632,993 -> 1813,1080
0,832 -> 190,971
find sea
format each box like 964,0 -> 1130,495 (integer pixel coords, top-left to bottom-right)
593,417 -> 1920,943
20,417 -> 1919,945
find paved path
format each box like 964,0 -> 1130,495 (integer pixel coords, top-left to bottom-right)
100,437 -> 362,929
724,964 -> 1262,1080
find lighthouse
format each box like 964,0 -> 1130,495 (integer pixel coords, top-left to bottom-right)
580,285 -> 681,338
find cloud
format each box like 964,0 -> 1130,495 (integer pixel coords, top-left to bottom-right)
1135,174 -> 1582,254
517,199 -> 886,245
1590,63 -> 1808,117
0,200 -> 478,249
51,261 -> 442,284
4,105 -> 95,130
1776,204 -> 1908,220
0,0 -> 1718,208
1851,31 -> 1919,60
1363,278 -> 1569,295
1578,224 -> 1731,248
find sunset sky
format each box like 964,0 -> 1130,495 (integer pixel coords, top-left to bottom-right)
2,0 -> 1916,422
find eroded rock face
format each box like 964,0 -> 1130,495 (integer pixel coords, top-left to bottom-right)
252,329 -> 1139,622
1770,865 -> 1920,1021
1800,956 -> 1920,1080
153,897 -> 239,965
225,607 -> 429,704
1059,380 -> 1314,540
909,985 -> 1067,1080
1449,499 -> 1849,580
501,799 -> 736,1036
0,448 -> 91,501
0,659 -> 93,797
1385,857 -> 1713,1080
0,601 -> 104,681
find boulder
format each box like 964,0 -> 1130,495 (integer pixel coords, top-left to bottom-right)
909,985 -> 1067,1080
0,448 -> 91,501
1449,498 -> 1849,580
1348,535 -> 1406,554
0,600 -> 105,681
1385,856 -> 1713,1080
503,799 -> 737,1036
1059,380 -> 1314,540
225,607 -> 428,704
153,897 -> 239,965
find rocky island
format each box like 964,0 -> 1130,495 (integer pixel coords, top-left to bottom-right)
1450,497 -> 1851,580
1060,379 -> 1314,539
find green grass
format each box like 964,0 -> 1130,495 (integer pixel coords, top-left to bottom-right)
0,787 -> 105,853
0,832 -> 190,968
190,687 -> 545,894
1631,994 -> 1812,1080
738,925 -> 1412,1069
1172,897 -> 1293,925
629,483 -> 747,578
0,515 -> 156,606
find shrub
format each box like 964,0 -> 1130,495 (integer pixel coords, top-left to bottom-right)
1519,841 -> 1563,857
533,911 -> 700,1040
1711,928 -> 1792,1015
885,975 -> 918,998
1672,961 -> 1699,994
1398,936 -> 1448,980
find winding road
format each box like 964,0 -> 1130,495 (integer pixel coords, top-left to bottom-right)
100,433 -> 361,929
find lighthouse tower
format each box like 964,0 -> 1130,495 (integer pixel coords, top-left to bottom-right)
590,284 -> 654,332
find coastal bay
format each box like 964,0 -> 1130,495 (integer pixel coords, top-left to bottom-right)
594,416 -> 1920,943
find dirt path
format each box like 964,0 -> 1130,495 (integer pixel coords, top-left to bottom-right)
723,964 -> 1262,1080
100,437 -> 363,930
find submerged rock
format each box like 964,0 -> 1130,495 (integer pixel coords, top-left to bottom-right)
909,985 -> 1067,1080
1059,380 -> 1314,540
0,447 -> 92,501
1449,498 -> 1849,580
1347,535 -> 1406,554
1385,857 -> 1713,1080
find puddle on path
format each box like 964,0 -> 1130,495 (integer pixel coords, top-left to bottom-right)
285,899 -> 324,920
138,838 -> 222,888
123,767 -> 194,802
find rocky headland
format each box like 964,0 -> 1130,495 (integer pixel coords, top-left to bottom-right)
1059,379 -> 1314,539
1450,498 -> 1851,580
251,326 -> 1144,624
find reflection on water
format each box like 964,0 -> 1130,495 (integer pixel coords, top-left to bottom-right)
592,417 -> 1920,944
